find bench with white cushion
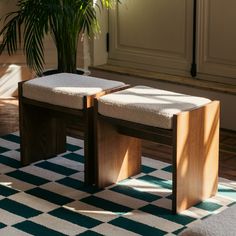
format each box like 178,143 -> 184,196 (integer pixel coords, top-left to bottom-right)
18,73 -> 126,184
95,85 -> 220,213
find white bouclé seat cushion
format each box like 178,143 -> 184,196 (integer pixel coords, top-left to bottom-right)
22,73 -> 125,109
98,86 -> 211,129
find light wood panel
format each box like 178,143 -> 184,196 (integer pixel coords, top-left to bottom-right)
95,116 -> 141,188
173,101 -> 220,213
18,83 -> 67,165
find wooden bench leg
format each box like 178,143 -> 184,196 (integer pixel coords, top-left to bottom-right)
19,102 -> 66,165
95,117 -> 142,188
173,101 -> 220,213
84,107 -> 96,185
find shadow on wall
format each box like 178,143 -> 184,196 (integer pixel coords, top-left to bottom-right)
0,64 -> 33,98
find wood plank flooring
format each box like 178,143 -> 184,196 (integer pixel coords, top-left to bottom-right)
1,98 -> 236,181
0,99 -> 19,136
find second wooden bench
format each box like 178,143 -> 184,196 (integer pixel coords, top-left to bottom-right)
94,85 -> 220,213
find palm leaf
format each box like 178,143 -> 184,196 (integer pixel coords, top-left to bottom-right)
0,0 -> 120,74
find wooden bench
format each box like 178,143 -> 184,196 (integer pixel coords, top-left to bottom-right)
18,73 -> 127,185
94,85 -> 220,213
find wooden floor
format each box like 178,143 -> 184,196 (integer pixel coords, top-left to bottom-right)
1,98 -> 236,181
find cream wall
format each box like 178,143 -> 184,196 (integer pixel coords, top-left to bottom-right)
92,0 -> 236,86
197,0 -> 236,85
107,0 -> 193,77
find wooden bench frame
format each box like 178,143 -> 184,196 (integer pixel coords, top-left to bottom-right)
94,99 -> 220,213
18,81 -> 128,185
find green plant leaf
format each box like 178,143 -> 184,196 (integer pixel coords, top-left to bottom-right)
0,0 -> 120,74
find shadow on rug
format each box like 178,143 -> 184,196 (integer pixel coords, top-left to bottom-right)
0,132 -> 236,236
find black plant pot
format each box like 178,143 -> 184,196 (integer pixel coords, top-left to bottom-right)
42,69 -> 85,76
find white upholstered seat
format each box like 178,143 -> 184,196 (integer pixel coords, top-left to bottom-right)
23,73 -> 125,110
98,85 -> 211,129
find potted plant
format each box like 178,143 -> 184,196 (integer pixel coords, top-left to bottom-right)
0,0 -> 118,76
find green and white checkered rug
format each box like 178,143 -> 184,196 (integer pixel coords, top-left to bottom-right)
0,132 -> 236,236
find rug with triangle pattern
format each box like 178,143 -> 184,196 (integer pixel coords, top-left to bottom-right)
0,132 -> 236,236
